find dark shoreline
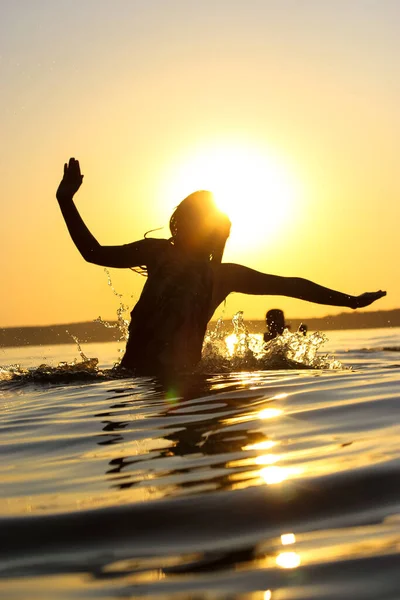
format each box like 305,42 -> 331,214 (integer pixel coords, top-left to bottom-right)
1,309 -> 399,349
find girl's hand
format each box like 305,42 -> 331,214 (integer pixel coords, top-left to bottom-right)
352,290 -> 386,309
56,157 -> 84,200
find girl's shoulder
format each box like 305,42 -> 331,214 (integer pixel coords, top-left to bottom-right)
142,237 -> 173,268
142,237 -> 171,250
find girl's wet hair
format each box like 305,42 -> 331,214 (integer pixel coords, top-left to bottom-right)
169,190 -> 231,262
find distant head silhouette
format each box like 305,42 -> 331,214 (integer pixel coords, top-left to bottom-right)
298,323 -> 308,336
266,309 -> 285,337
170,191 -> 231,263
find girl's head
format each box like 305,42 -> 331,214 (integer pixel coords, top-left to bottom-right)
170,191 -> 231,263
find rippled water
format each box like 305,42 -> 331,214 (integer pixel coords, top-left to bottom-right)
0,327 -> 399,599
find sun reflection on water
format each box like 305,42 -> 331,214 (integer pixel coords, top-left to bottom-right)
276,551 -> 301,569
258,408 -> 283,419
260,466 -> 287,484
243,440 -> 276,451
281,533 -> 296,545
275,531 -> 300,569
260,465 -> 302,484
255,454 -> 280,465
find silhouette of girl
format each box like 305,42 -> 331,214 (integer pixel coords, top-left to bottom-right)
57,158 -> 386,376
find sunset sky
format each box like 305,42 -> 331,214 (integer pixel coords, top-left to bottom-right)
1,0 -> 399,328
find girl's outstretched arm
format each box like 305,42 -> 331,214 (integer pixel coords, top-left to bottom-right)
56,158 -> 156,268
220,263 -> 386,309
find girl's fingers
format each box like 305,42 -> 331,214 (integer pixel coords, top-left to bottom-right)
62,157 -> 83,184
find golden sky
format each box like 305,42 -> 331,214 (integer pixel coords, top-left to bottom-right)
1,0 -> 398,327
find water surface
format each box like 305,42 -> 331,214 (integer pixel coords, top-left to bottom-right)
1,328 -> 399,599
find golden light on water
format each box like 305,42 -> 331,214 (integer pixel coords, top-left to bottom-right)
260,466 -> 287,484
271,393 -> 288,401
223,332 -> 262,357
281,533 -> 296,545
225,333 -> 239,356
258,408 -> 283,419
276,551 -> 301,569
264,591 -> 272,600
162,141 -> 300,250
260,465 -> 302,485
243,440 -> 276,451
255,454 -> 280,465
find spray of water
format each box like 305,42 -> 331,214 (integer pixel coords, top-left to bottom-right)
201,311 -> 344,372
0,270 -> 131,383
93,268 -> 131,364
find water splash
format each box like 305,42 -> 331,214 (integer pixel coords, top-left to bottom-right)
0,270 -> 135,385
0,330 -> 102,383
262,328 -> 344,370
65,330 -> 97,366
202,311 -> 261,372
0,358 -> 104,384
201,312 -> 344,372
93,269 -> 131,363
1,309 -> 344,385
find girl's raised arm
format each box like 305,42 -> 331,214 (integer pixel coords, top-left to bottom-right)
220,263 -> 386,309
56,158 -> 157,268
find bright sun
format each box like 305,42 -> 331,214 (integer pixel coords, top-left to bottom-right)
160,141 -> 301,251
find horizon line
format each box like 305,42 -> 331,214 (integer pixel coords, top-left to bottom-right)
1,307 -> 399,330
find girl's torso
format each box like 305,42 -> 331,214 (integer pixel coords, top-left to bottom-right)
121,240 -> 226,375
